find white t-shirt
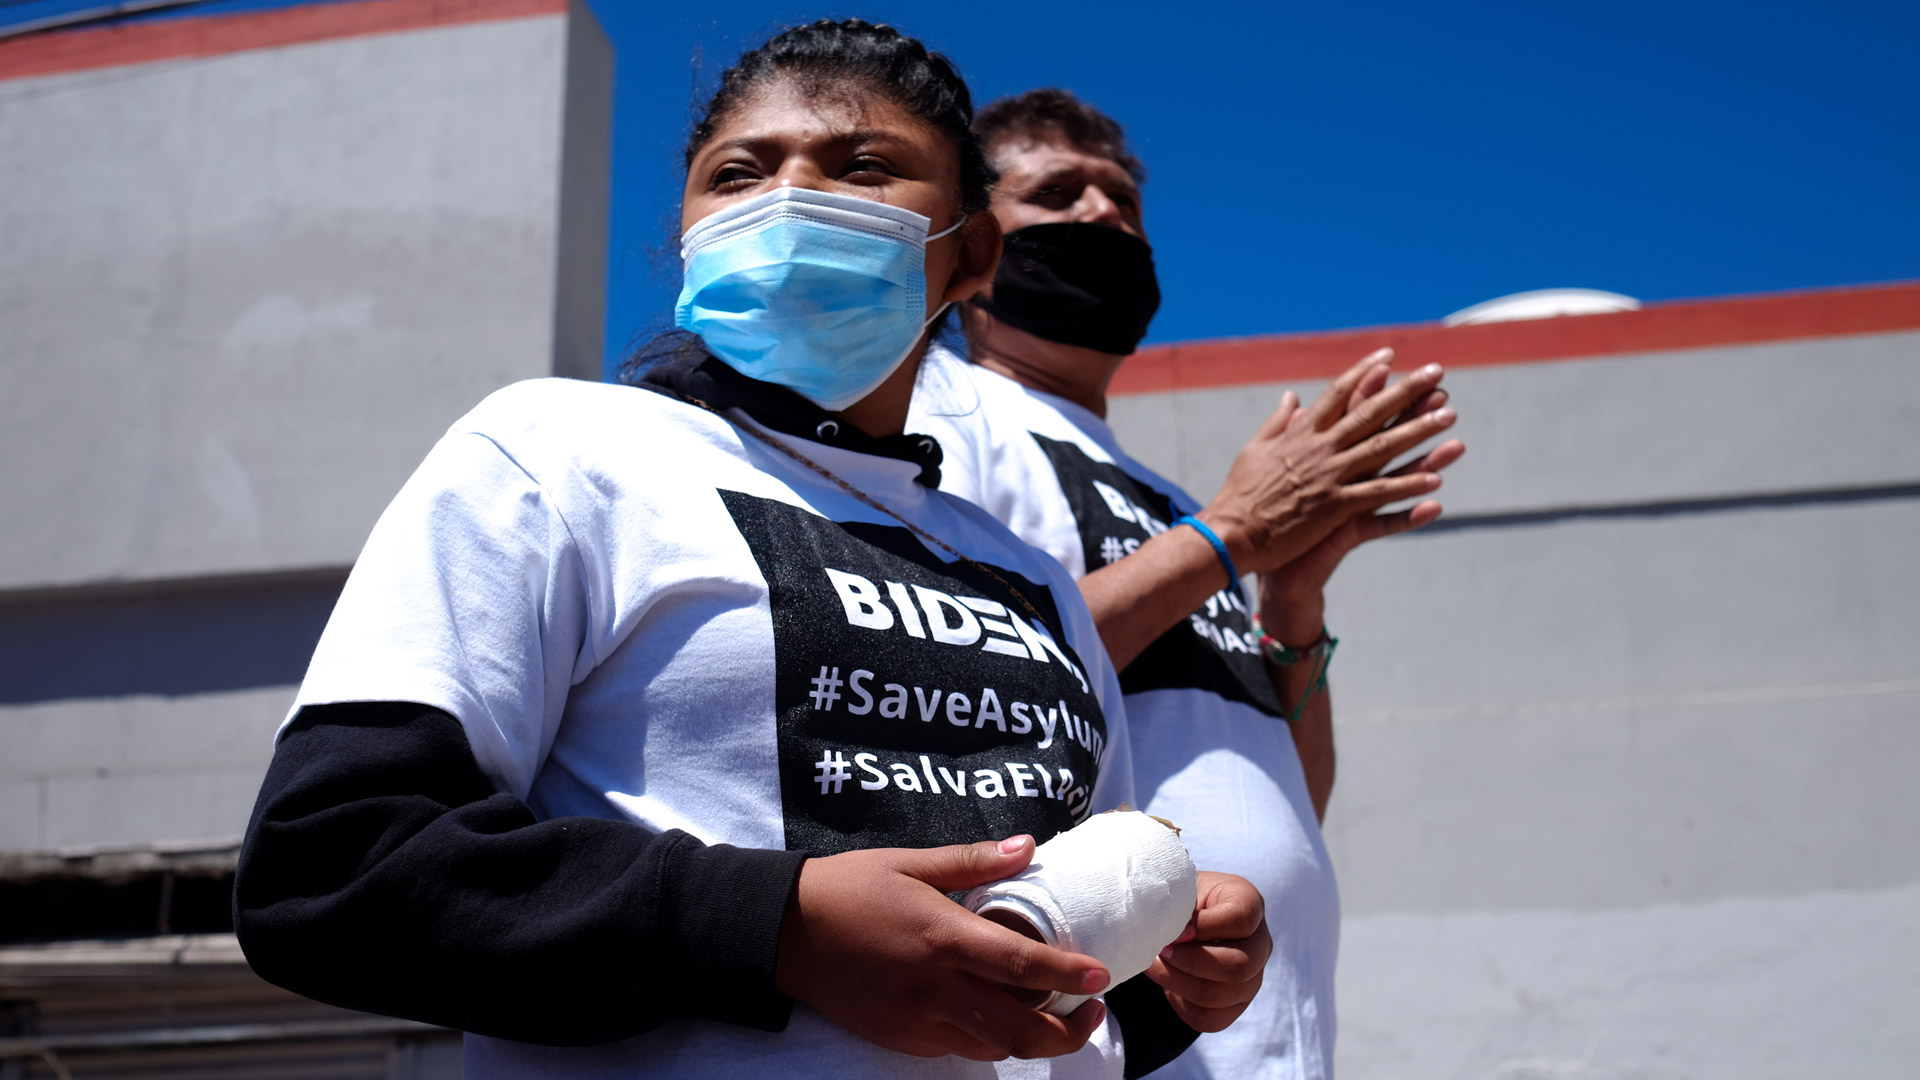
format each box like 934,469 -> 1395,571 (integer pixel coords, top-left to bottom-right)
292,376 -> 1137,1079
910,347 -> 1341,1080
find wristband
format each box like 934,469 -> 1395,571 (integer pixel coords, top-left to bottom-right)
1173,514 -> 1238,590
1251,615 -> 1338,723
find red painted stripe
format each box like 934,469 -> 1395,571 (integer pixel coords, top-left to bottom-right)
0,0 -> 568,82
1112,280 -> 1920,396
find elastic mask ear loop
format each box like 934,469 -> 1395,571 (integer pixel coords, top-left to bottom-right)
877,301 -> 953,387
900,301 -> 952,362
927,213 -> 968,242
873,213 -> 963,392
919,213 -> 966,340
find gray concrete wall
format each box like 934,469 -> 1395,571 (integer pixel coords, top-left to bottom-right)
551,0 -> 614,384
0,688 -> 292,853
1110,330 -> 1920,518
1339,881 -> 1920,1080
1107,327 -> 1920,1078
0,8 -> 611,592
0,3 -> 611,856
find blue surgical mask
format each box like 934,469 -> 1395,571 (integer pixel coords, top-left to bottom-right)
675,187 -> 965,411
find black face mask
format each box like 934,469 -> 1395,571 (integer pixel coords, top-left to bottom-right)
974,222 -> 1161,356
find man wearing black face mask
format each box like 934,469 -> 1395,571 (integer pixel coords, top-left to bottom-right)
908,89 -> 1466,1078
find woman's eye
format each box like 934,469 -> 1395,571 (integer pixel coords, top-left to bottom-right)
712,164 -> 759,190
843,156 -> 899,180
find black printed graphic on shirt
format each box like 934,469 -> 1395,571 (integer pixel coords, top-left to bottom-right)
720,489 -> 1110,859
1030,434 -> 1284,718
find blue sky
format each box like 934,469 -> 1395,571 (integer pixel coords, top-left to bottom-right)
10,0 -> 1919,373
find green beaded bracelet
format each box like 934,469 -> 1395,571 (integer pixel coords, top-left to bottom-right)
1251,615 -> 1338,723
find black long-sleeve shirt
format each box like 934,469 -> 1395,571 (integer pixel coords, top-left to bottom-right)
236,701 -> 805,1043
236,701 -> 1195,1073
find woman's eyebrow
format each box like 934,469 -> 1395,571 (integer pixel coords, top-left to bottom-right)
702,135 -> 776,157
702,130 -> 912,157
823,129 -> 913,150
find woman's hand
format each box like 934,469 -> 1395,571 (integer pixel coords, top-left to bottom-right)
775,835 -> 1112,1060
1200,348 -> 1457,578
1144,871 -> 1272,1033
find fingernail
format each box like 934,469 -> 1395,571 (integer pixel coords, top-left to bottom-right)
1434,407 -> 1455,425
1082,969 -> 1109,993
999,835 -> 1030,854
1160,946 -> 1175,960
1422,363 -> 1442,377
1176,925 -> 1197,943
1090,1001 -> 1107,1025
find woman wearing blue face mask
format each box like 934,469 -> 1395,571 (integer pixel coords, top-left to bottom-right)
233,18 -> 1269,1080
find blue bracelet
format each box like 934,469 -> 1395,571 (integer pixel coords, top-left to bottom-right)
1173,514 -> 1239,589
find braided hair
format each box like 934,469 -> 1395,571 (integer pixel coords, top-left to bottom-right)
685,18 -> 997,215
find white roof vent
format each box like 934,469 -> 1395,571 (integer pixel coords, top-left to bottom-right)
1444,288 -> 1641,327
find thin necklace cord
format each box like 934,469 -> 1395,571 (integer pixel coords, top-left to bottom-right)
672,391 -> 1052,628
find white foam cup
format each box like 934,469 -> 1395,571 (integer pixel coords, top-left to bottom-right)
964,811 -> 1199,1016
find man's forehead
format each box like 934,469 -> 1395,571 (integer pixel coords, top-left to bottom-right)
991,134 -> 1136,189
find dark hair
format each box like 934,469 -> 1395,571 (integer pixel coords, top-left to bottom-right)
619,19 -> 993,387
684,18 -> 997,215
973,87 -> 1145,185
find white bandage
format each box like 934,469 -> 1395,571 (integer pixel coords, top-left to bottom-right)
964,811 -> 1199,1016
